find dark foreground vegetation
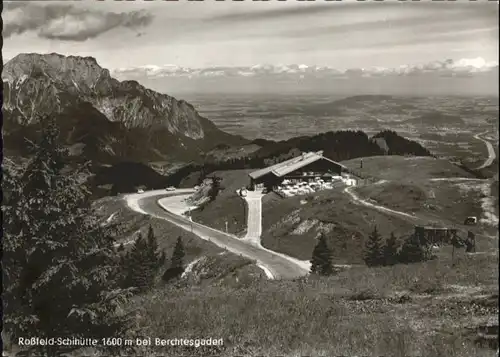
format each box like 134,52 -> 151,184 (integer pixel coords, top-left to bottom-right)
3,118 -> 133,357
2,118 -> 190,357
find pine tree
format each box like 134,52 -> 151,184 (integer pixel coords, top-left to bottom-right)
146,226 -> 159,265
124,234 -> 150,291
383,232 -> 399,266
3,117 -> 131,357
123,228 -> 164,292
170,237 -> 185,269
310,234 -> 333,276
399,233 -> 427,264
364,226 -> 384,267
145,226 -> 166,279
208,177 -> 221,201
162,237 -> 185,282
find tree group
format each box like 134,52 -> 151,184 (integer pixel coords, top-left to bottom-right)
363,227 -> 431,267
3,117 -> 131,356
120,226 -> 166,292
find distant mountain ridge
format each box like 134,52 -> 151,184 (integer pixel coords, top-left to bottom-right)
2,52 -> 246,164
112,58 -> 499,96
113,58 -> 499,80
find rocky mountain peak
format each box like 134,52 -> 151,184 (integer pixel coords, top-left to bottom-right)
3,52 -> 246,163
3,53 -> 111,86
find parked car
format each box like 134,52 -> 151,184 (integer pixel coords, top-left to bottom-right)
166,186 -> 176,191
464,216 -> 477,225
194,185 -> 200,191
137,189 -> 145,193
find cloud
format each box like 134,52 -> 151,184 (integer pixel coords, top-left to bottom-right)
205,1 -> 483,25
3,3 -> 153,41
205,2 -> 360,23
112,57 -> 498,80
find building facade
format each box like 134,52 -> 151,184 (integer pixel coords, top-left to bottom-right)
248,151 -> 346,190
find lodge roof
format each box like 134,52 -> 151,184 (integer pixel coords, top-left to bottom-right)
249,151 -> 346,180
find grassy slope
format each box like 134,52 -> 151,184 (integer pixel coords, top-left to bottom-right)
190,170 -> 252,236
341,155 -> 475,181
353,178 -> 498,240
186,167 -> 417,263
94,196 -> 220,260
124,250 -> 498,357
355,180 -> 484,221
92,196 -> 264,282
186,156 -> 495,262
261,189 -> 414,263
258,157 -> 470,262
342,155 -> 498,235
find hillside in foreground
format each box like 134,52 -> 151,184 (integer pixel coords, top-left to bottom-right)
125,251 -> 497,357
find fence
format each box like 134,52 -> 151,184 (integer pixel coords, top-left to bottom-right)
345,168 -> 379,186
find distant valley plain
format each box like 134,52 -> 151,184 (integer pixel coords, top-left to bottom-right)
181,93 -> 499,166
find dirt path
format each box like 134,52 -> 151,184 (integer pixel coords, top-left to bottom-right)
474,130 -> 497,170
343,185 -> 423,224
344,183 -> 498,244
429,178 -> 486,182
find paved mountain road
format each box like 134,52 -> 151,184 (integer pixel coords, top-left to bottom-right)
124,190 -> 309,279
241,191 -> 263,245
474,131 -> 497,170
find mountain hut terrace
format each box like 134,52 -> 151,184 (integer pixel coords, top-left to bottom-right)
248,151 -> 350,192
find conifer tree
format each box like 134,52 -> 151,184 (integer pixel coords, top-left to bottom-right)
145,226 -> 166,276
124,234 -> 150,291
383,232 -> 399,266
170,236 -> 185,269
399,233 -> 427,264
2,117 -> 131,357
162,237 -> 185,282
146,226 -> 159,265
310,234 -> 333,276
364,226 -> 384,267
123,229 -> 164,292
208,176 -> 221,201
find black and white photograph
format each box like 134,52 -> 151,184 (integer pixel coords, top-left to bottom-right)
1,0 -> 499,356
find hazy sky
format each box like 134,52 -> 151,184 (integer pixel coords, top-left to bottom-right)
3,0 -> 499,70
